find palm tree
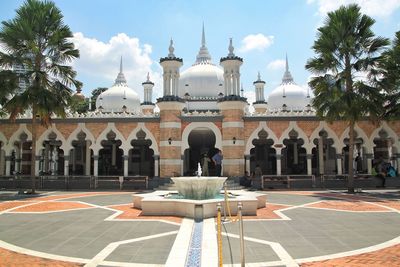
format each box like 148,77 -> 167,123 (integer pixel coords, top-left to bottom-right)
379,31 -> 400,119
0,0 -> 81,193
305,4 -> 389,193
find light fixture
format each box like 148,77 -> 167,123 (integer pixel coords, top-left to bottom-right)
168,137 -> 172,145
233,137 -> 236,144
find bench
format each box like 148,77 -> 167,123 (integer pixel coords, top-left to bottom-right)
261,175 -> 315,189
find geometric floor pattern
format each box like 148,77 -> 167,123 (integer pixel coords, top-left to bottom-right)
0,189 -> 399,266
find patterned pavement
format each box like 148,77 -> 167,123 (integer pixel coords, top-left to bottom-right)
0,190 -> 399,266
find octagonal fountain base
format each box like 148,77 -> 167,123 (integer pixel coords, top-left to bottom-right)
132,190 -> 267,219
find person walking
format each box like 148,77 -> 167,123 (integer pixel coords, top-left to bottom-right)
212,149 -> 223,176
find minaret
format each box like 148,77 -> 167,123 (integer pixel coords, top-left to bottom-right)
157,39 -> 185,177
217,38 -> 246,177
253,72 -> 267,114
141,72 -> 155,114
159,39 -> 183,99
219,38 -> 244,98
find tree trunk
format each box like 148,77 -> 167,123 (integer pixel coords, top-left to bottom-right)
30,106 -> 37,193
347,121 -> 355,193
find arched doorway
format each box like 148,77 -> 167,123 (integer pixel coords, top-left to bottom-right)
129,130 -> 155,176
99,131 -> 123,176
69,131 -> 93,175
39,132 -> 64,175
282,130 -> 307,175
250,130 -> 276,175
184,127 -> 217,176
311,130 -> 337,175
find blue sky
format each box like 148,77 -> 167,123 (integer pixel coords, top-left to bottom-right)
1,0 -> 400,103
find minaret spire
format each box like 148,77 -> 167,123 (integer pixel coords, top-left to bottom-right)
114,56 -> 127,86
195,23 -> 212,65
281,53 -> 294,84
201,22 -> 206,48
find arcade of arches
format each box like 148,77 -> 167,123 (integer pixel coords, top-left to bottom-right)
0,121 -> 399,178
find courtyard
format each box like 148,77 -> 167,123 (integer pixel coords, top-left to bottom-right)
0,189 -> 399,266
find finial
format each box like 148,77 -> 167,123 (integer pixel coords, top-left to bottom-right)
228,38 -> 235,57
168,38 -> 175,57
257,71 -> 261,81
281,54 -> 294,84
114,56 -> 127,85
202,22 -> 206,48
146,72 -> 150,82
285,53 -> 289,72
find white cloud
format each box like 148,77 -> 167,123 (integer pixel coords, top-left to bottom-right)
267,59 -> 286,70
239,34 -> 274,53
71,32 -> 162,101
307,0 -> 400,18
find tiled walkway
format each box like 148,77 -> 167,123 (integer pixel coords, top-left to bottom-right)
0,190 -> 399,266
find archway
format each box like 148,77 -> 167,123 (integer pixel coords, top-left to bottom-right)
99,131 -> 123,176
129,130 -> 155,176
69,131 -> 93,175
39,132 -> 64,175
311,130 -> 337,175
343,133 -> 365,174
250,129 -> 276,175
184,127 -> 217,176
372,129 -> 396,169
282,130 -> 307,174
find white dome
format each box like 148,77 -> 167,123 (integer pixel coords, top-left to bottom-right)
95,58 -> 141,113
267,83 -> 311,111
179,63 -> 224,97
267,56 -> 311,111
96,84 -> 141,113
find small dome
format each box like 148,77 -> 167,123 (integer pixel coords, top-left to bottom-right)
95,57 -> 141,113
267,56 -> 311,111
96,85 -> 140,113
268,83 -> 310,111
179,64 -> 224,97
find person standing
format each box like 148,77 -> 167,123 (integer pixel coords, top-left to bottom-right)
212,149 -> 223,176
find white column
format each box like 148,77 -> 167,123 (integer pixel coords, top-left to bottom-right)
181,155 -> 184,176
93,155 -> 99,177
224,73 -> 228,95
111,143 -> 116,166
35,155 -> 40,176
336,154 -> 343,175
318,137 -> 324,175
366,153 -> 373,174
153,155 -> 159,177
232,73 -> 237,95
306,154 -> 312,175
5,155 -> 11,176
71,149 -> 76,173
245,155 -> 251,175
0,150 -> 4,175
44,143 -> 49,172
123,155 -> 129,177
64,155 -> 69,176
293,142 -> 298,165
85,140 -> 91,175
236,73 -> 241,95
276,154 -> 282,175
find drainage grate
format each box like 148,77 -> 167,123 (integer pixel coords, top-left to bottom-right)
185,219 -> 203,267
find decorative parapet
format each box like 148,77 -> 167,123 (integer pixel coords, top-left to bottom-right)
181,110 -> 221,117
246,108 -> 316,117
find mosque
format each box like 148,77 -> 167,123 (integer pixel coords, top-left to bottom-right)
0,27 -> 399,181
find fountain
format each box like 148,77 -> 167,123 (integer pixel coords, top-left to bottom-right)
132,163 -> 267,219
171,163 -> 227,200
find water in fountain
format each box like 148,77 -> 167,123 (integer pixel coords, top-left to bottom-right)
197,162 -> 202,177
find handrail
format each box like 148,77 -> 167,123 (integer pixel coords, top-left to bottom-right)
217,203 -> 223,267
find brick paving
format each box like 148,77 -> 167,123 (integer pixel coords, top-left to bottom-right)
301,243 -> 400,267
12,201 -> 93,212
306,200 -> 390,212
0,247 -> 82,267
108,204 -> 183,223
